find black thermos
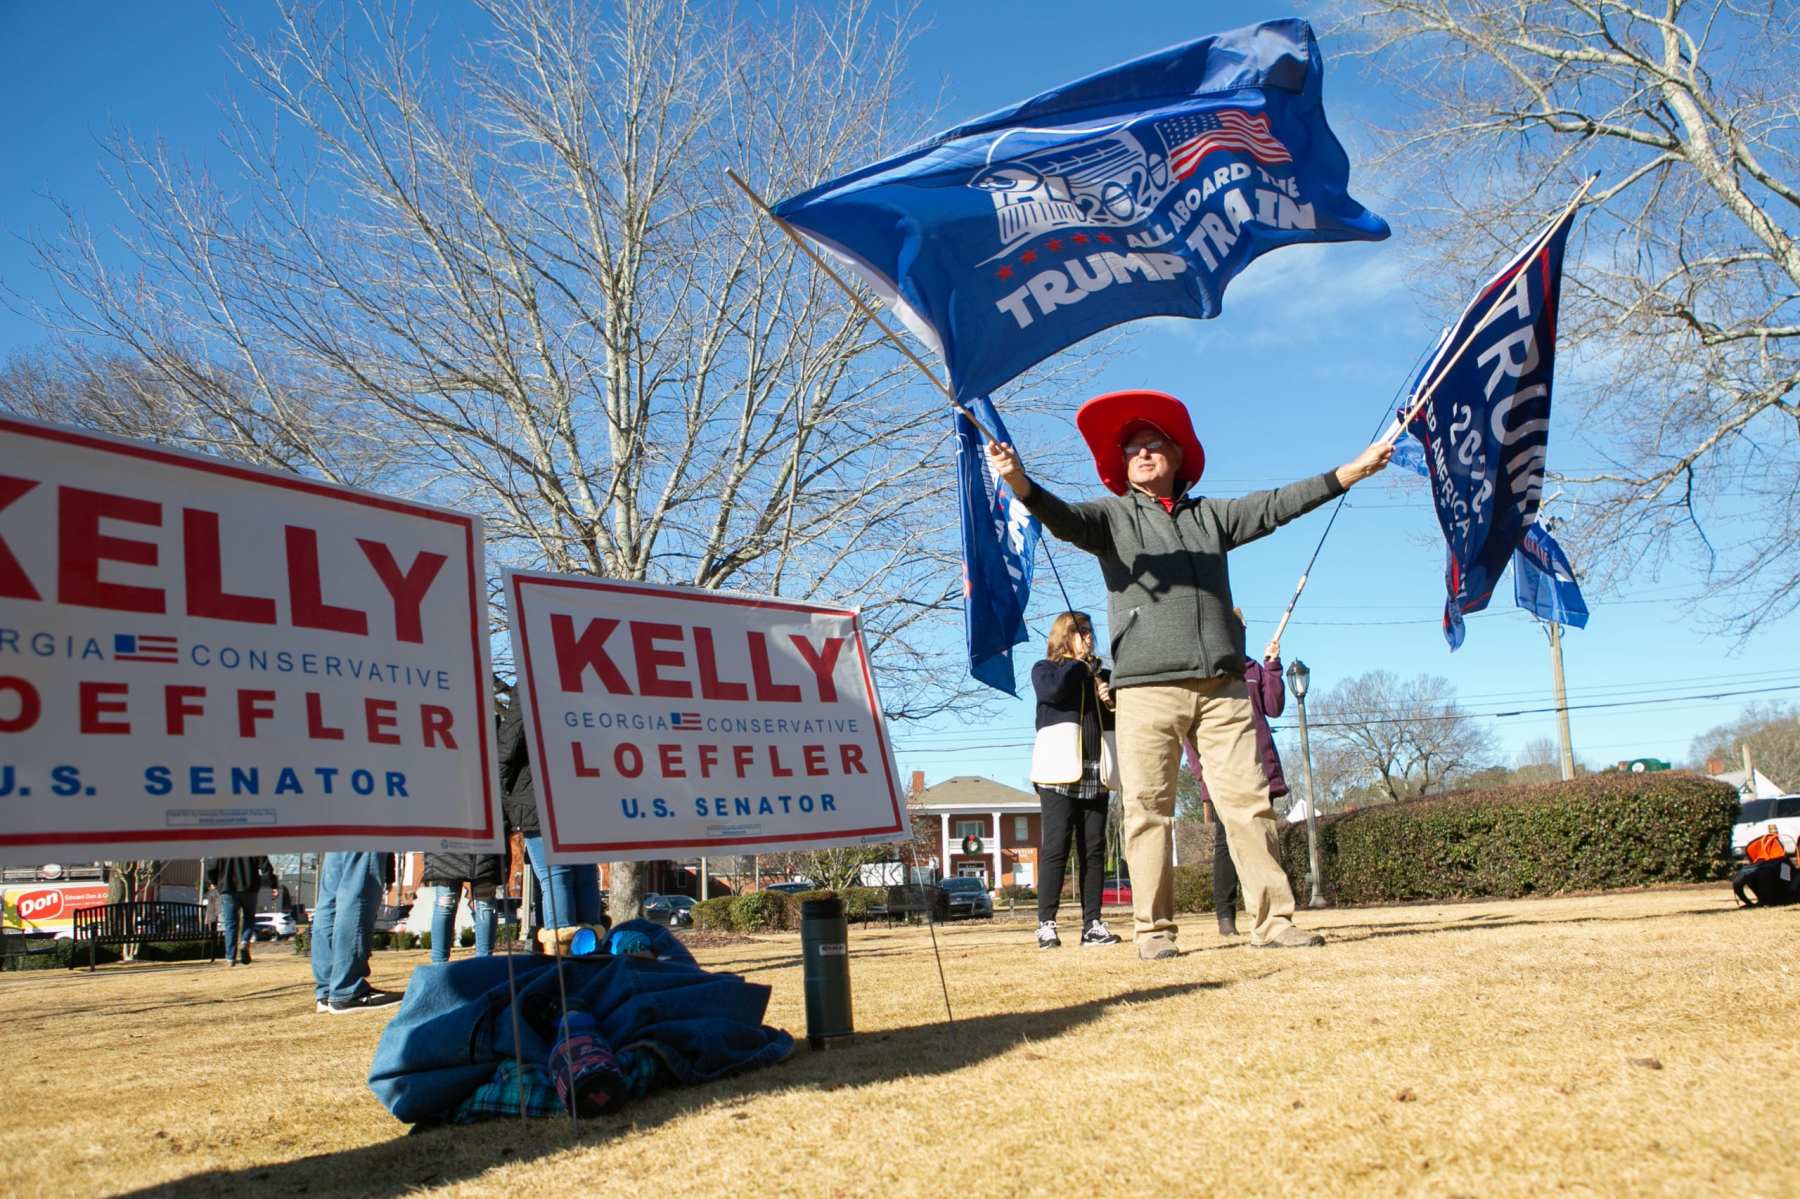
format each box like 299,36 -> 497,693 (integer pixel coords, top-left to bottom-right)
799,895 -> 854,1049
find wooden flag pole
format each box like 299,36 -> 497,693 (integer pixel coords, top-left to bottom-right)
724,168 -> 1002,445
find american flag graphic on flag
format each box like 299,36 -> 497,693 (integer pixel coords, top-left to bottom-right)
1160,109 -> 1291,179
114,633 -> 179,663
670,712 -> 703,730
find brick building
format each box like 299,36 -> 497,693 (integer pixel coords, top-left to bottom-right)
908,772 -> 1041,889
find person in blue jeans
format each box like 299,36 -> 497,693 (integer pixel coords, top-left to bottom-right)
207,855 -> 271,966
498,701 -> 607,939
522,837 -> 603,931
310,852 -> 401,1014
422,852 -> 503,963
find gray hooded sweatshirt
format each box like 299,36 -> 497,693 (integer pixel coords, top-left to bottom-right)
1017,470 -> 1345,688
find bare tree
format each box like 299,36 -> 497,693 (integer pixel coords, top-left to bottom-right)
1689,700 -> 1800,791
1342,1 -> 1800,632
13,0 -> 1084,919
1514,735 -> 1564,784
1310,670 -> 1498,801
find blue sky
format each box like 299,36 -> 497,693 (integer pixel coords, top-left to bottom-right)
2,2 -> 1793,796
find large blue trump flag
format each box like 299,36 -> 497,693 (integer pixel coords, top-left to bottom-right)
956,397 -> 1038,694
1513,522 -> 1588,628
1406,200 -> 1577,649
772,19 -> 1388,400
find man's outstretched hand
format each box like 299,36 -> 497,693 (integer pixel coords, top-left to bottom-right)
1335,440 -> 1393,489
984,440 -> 1031,498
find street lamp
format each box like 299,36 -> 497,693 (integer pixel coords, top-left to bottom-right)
1285,658 -> 1326,909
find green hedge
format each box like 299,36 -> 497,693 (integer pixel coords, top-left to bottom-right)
3,939 -> 221,971
1272,772 -> 1738,904
692,897 -> 735,931
689,887 -> 884,933
1172,864 -> 1214,915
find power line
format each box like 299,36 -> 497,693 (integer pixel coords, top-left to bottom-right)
892,682 -> 1800,753
897,668 -> 1800,745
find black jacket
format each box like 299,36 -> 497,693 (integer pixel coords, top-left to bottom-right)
1031,658 -> 1113,765
498,704 -> 539,837
422,852 -> 504,888
206,856 -> 272,894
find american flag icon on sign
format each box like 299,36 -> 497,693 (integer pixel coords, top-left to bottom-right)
670,712 -> 703,730
114,633 -> 180,664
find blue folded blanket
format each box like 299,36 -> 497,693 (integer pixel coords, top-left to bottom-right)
367,921 -> 794,1124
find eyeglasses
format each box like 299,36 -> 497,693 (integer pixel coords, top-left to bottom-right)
1123,438 -> 1168,458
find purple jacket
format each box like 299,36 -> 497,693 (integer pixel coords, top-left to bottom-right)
1185,656 -> 1288,802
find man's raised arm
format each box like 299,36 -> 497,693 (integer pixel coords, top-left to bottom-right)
1214,440 -> 1393,549
984,440 -> 1113,557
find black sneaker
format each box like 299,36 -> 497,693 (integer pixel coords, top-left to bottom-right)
328,989 -> 404,1015
238,947 -> 253,965
1080,920 -> 1121,946
1036,920 -> 1060,950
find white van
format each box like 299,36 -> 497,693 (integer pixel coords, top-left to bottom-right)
1730,795 -> 1800,858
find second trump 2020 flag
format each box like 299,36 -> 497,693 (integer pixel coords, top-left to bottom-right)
1407,196 -> 1578,649
771,19 -> 1388,400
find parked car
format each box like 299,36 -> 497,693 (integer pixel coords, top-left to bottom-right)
644,894 -> 695,927
372,903 -> 412,934
938,877 -> 993,920
1731,795 -> 1800,858
252,911 -> 298,941
763,881 -> 815,895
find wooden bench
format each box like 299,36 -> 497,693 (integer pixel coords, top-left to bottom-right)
70,901 -> 217,971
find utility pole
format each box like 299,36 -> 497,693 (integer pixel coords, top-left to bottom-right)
1535,506 -> 1577,781
1546,620 -> 1575,781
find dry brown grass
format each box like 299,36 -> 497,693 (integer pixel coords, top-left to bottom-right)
3,886 -> 1795,1198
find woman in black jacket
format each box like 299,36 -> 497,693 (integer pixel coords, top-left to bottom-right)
206,855 -> 272,966
1028,612 -> 1121,950
499,701 -> 603,935
421,850 -> 503,963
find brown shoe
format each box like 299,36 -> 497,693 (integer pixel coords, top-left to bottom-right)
1217,916 -> 1238,937
1250,923 -> 1324,949
1137,934 -> 1179,961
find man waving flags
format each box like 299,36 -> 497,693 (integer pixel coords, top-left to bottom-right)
769,18 -> 1388,402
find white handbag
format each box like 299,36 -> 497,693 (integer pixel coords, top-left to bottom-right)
1030,681 -> 1120,791
1030,721 -> 1083,785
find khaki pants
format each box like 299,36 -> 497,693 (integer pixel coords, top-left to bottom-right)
1116,676 -> 1297,945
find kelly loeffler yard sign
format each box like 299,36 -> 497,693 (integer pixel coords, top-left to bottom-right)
0,416 -> 498,863
505,572 -> 907,862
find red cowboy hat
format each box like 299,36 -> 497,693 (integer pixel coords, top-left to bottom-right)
1075,390 -> 1206,495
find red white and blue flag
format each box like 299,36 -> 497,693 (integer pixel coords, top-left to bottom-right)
1162,110 -> 1292,178
113,633 -> 179,663
670,712 -> 704,730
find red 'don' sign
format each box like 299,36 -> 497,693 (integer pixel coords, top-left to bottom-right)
17,888 -> 69,922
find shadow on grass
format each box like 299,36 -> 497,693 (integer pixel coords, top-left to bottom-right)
1321,899 -> 1737,944
118,980 -> 1221,1197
